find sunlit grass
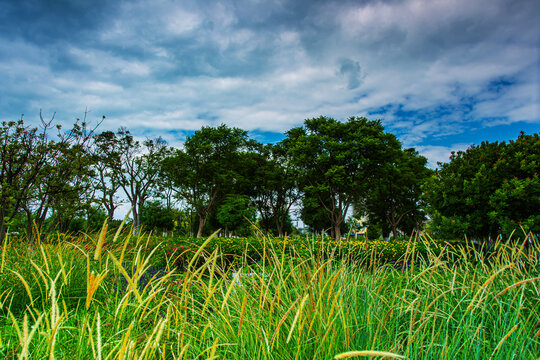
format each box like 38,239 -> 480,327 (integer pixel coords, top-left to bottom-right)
0,225 -> 538,359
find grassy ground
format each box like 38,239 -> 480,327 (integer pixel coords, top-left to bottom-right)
0,226 -> 538,359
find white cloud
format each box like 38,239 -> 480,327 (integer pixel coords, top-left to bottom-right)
0,0 -> 538,162
416,144 -> 470,168
165,7 -> 202,35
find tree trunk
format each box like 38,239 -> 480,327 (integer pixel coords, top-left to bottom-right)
334,224 -> 341,240
105,197 -> 115,222
197,215 -> 207,238
276,217 -> 284,238
25,208 -> 33,241
132,206 -> 139,228
33,207 -> 48,241
333,213 -> 344,240
392,226 -> 398,241
381,227 -> 390,241
0,218 -> 6,246
107,208 -> 115,222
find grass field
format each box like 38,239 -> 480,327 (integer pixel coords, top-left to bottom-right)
0,225 -> 538,359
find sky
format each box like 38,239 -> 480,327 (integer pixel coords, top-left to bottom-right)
1,0 -> 539,167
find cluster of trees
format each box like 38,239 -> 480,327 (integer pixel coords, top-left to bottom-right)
1,113 -> 538,244
160,116 -> 435,240
0,113 -> 96,242
424,132 -> 539,240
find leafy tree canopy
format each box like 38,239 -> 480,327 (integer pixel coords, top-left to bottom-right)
362,147 -> 432,240
286,116 -> 399,239
140,200 -> 176,232
216,194 -> 256,236
161,124 -> 252,237
425,132 -> 539,240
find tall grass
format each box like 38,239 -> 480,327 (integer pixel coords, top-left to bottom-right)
0,226 -> 538,359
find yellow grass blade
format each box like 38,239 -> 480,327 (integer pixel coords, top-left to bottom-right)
86,270 -> 108,309
138,317 -> 165,359
97,313 -> 102,360
29,260 -> 50,291
286,294 -> 309,344
113,207 -> 132,243
7,311 -> 22,351
237,294 -> 248,336
56,251 -> 68,284
1,235 -> 9,272
14,312 -> 44,360
334,350 -> 406,359
39,244 -> 50,273
118,322 -> 134,360
94,219 -> 108,261
10,270 -> 33,305
490,324 -> 519,359
465,264 -> 511,315
496,276 -> 540,297
186,229 -> 221,269
47,314 -> 64,360
271,295 -> 302,349
119,230 -> 133,265
207,338 -> 219,360
108,252 -> 143,303
220,271 -> 239,311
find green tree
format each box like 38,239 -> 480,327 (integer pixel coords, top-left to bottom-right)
0,113 -> 97,242
93,130 -> 125,221
0,117 -> 50,243
488,133 -> 540,236
140,200 -> 176,233
301,186 -> 333,235
251,142 -> 302,237
363,147 -> 432,240
216,194 -> 256,236
286,116 -> 397,240
66,205 -> 107,233
114,129 -> 169,229
425,132 -> 540,241
161,124 -> 251,237
41,120 -> 97,233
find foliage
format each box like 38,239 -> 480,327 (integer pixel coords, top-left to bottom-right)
3,113 -> 537,248
140,200 -> 176,232
301,186 -> 333,234
258,213 -> 295,237
216,194 -> 256,236
286,116 -> 399,240
251,142 -> 302,237
66,206 -> 108,233
92,130 -> 125,221
362,147 -> 433,240
0,118 -> 50,243
0,114 -> 97,243
425,132 -> 540,240
115,129 -> 170,228
155,234 -> 434,267
161,124 -> 253,237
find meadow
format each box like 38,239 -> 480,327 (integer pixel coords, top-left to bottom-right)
0,224 -> 538,359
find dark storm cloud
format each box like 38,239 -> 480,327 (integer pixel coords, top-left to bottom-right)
0,0 -> 117,45
339,58 -> 362,89
0,0 -> 538,166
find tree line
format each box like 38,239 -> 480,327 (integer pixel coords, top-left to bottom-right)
1,113 -> 538,244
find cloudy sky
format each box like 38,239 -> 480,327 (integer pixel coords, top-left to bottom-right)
1,0 -> 539,167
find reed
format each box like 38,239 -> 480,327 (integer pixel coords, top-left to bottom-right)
0,225 -> 538,359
